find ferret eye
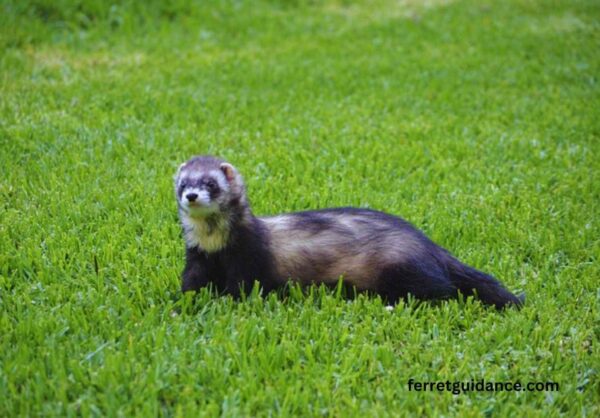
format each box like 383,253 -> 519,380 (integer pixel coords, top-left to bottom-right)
205,180 -> 217,191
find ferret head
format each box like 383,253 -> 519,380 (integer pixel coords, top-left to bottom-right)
174,155 -> 247,219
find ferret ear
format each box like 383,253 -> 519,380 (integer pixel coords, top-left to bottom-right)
220,163 -> 237,183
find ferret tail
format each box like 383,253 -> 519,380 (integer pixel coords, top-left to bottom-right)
447,259 -> 524,310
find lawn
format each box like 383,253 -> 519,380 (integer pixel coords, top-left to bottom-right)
1,0 -> 598,416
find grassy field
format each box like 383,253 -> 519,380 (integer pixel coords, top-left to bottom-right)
1,0 -> 599,416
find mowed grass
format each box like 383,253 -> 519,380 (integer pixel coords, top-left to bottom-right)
1,0 -> 599,416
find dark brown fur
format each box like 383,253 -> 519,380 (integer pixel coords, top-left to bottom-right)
175,156 -> 523,309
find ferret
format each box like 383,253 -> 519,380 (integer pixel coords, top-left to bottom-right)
174,155 -> 523,309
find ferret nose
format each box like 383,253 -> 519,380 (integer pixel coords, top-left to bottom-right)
186,193 -> 198,202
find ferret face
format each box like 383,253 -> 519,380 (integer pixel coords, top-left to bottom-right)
174,156 -> 242,219
176,171 -> 228,217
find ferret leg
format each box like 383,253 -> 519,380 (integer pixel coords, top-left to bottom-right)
377,262 -> 457,304
181,247 -> 210,292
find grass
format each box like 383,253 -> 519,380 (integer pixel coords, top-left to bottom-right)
1,0 -> 599,416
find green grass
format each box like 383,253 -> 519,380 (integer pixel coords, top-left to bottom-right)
1,0 -> 599,416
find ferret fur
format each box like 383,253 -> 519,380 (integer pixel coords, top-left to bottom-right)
174,155 -> 523,309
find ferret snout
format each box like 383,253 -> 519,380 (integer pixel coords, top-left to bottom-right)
182,188 -> 211,207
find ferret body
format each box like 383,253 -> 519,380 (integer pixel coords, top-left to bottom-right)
175,155 -> 523,309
